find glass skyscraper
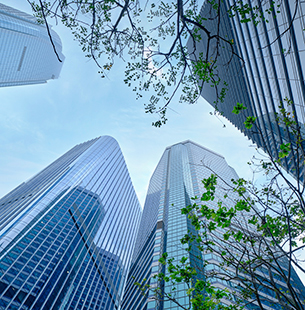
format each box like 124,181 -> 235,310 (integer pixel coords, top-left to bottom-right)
0,136 -> 141,309
187,0 -> 305,181
122,140 -> 305,310
0,3 -> 64,87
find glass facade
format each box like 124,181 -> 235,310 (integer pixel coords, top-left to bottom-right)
122,140 -> 305,310
188,0 -> 305,181
0,136 -> 142,309
0,3 -> 64,87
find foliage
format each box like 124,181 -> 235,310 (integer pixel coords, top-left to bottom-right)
135,252 -> 241,310
28,0 -> 287,126
135,103 -> 305,309
179,160 -> 305,309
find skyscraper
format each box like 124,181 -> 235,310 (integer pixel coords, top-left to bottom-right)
0,136 -> 141,309
122,140 -> 305,310
187,0 -> 305,181
0,3 -> 64,87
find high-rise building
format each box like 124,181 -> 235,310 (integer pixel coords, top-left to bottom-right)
187,0 -> 305,181
122,140 -> 305,310
0,3 -> 64,87
0,136 -> 141,309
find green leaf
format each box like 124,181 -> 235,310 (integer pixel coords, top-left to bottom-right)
278,143 -> 291,158
244,116 -> 257,129
232,102 -> 247,114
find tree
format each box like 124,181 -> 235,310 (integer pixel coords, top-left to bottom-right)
26,2 -> 305,305
27,0 -> 294,126
135,105 -> 305,309
136,252 -> 242,309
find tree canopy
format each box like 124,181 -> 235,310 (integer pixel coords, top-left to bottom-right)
27,1 -> 305,308
29,0 -> 291,126
135,106 -> 305,309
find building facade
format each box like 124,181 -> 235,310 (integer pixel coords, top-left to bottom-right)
187,0 -> 305,181
0,136 -> 141,309
122,140 -> 305,310
0,3 -> 64,87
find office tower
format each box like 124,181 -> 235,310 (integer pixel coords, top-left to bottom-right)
187,0 -> 305,180
122,140 -> 305,310
0,136 -> 141,309
0,3 -> 64,87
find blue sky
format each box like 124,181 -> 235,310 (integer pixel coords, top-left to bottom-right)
2,0 -> 305,290
0,0 -> 258,206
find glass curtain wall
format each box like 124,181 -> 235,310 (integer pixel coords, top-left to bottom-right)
0,136 -> 141,310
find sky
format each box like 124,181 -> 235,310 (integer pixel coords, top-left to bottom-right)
2,0 -> 305,289
0,0 -> 259,207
